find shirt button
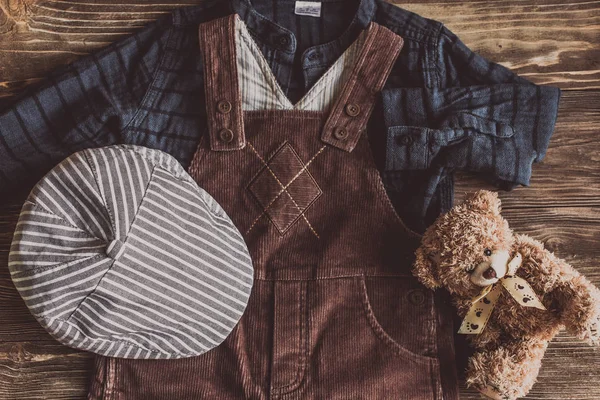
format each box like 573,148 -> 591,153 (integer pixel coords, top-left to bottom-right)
218,128 -> 234,143
397,135 -> 413,146
217,100 -> 232,114
278,35 -> 290,46
344,103 -> 361,117
307,51 -> 319,61
333,127 -> 349,140
407,289 -> 426,306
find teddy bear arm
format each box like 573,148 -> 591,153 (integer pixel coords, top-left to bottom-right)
551,275 -> 600,344
513,235 -> 600,343
470,323 -> 503,350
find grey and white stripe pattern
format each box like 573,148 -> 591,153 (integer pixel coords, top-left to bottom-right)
235,14 -> 368,112
9,145 -> 253,359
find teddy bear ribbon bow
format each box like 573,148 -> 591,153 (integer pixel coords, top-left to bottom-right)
458,253 -> 546,334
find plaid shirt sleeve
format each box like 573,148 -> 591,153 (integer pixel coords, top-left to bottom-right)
383,23 -> 561,190
0,15 -> 172,194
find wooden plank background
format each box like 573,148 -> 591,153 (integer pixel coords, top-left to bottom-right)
0,0 -> 598,398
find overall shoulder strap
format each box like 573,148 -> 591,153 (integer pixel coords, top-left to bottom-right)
199,14 -> 245,151
321,23 -> 404,152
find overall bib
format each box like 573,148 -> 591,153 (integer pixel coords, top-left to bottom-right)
89,14 -> 456,400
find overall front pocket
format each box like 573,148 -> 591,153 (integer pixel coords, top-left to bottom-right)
356,275 -> 439,365
306,276 -> 443,399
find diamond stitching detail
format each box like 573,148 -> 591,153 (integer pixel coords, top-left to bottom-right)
248,142 -> 322,235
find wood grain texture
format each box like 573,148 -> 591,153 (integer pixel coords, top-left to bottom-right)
397,0 -> 600,90
0,342 -> 93,400
0,0 -> 598,399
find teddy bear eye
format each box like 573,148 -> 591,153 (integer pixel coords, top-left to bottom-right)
484,249 -> 492,256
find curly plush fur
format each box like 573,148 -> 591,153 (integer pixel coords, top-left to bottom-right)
413,190 -> 600,400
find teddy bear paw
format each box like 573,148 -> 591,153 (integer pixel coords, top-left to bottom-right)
478,385 -> 513,400
572,313 -> 600,345
582,319 -> 600,345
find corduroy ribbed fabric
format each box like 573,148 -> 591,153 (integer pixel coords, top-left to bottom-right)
88,14 -> 457,400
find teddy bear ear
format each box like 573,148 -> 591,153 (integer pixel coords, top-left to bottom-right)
464,190 -> 502,215
412,247 -> 442,290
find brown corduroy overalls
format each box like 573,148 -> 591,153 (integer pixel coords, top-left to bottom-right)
89,14 -> 458,400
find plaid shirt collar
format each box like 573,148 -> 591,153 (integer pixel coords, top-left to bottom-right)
229,0 -> 376,69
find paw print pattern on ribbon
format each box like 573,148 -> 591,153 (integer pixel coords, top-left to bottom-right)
464,322 -> 480,333
501,276 -> 546,310
458,285 -> 503,334
459,254 -> 546,335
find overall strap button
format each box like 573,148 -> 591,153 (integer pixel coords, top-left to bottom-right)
218,128 -> 234,143
333,127 -> 349,140
344,103 -> 361,117
217,100 -> 232,114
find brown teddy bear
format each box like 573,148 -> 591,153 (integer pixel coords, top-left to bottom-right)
413,190 -> 600,400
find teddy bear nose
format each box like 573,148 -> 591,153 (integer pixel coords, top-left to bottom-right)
483,267 -> 497,280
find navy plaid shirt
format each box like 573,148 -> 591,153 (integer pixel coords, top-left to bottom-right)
0,0 -> 560,233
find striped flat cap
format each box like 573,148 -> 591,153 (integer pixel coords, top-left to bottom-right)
9,145 -> 253,359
